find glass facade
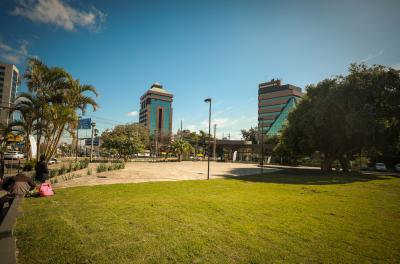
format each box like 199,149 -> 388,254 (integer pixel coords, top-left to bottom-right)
258,80 -> 303,136
139,83 -> 173,139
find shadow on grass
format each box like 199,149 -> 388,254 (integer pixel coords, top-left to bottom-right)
222,167 -> 393,185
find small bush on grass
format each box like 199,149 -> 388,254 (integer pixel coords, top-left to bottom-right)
87,168 -> 92,175
97,163 -> 108,173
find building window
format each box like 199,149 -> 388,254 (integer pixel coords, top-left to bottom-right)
158,109 -> 163,130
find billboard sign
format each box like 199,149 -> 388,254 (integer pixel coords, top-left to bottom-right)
85,137 -> 100,146
78,118 -> 91,129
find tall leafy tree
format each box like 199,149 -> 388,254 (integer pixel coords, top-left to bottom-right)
168,139 -> 193,161
241,126 -> 258,144
101,123 -> 148,161
281,63 -> 400,171
15,58 -> 99,161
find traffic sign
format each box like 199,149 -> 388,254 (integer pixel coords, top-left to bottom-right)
78,118 -> 91,129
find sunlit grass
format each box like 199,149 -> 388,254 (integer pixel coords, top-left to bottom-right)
15,172 -> 400,263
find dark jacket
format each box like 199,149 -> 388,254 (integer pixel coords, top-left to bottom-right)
2,173 -> 36,197
35,160 -> 49,182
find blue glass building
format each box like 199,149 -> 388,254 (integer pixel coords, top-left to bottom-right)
139,83 -> 173,143
258,79 -> 303,136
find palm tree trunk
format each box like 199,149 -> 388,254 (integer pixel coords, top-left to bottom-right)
47,125 -> 65,161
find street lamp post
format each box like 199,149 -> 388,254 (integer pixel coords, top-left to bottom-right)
204,98 -> 212,180
90,122 -> 96,162
259,117 -> 264,176
76,116 -> 81,162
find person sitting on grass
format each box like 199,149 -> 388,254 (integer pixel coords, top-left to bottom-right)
0,172 -> 36,209
35,155 -> 49,183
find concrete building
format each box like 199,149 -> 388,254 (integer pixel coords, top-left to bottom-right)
139,83 -> 173,143
0,62 -> 19,128
258,79 -> 303,135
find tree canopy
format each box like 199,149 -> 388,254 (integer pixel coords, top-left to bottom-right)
101,123 -> 148,160
168,139 -> 193,161
281,63 -> 400,171
9,58 -> 98,161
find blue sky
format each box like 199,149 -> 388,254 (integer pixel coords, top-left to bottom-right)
1,0 -> 399,139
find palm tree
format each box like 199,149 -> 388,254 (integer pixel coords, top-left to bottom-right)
24,58 -> 70,160
169,140 -> 193,161
0,123 -> 11,179
22,57 -> 99,161
43,77 -> 98,160
8,92 -> 40,160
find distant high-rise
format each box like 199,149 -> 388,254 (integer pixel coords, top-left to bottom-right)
139,83 -> 173,143
258,79 -> 303,135
0,62 -> 19,128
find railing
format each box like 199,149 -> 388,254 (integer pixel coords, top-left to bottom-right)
0,196 -> 22,264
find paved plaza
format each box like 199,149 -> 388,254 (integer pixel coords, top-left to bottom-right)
55,161 -> 281,188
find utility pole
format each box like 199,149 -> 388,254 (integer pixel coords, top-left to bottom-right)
259,118 -> 264,176
213,124 -> 217,161
90,122 -> 96,162
180,120 -> 183,139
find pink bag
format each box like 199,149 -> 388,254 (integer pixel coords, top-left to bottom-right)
38,183 -> 54,197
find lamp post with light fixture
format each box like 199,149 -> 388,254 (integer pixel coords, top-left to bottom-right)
204,98 -> 212,180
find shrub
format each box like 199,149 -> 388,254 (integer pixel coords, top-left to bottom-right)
23,159 -> 36,171
96,163 -> 107,173
80,159 -> 89,169
59,165 -> 66,175
87,168 -> 92,175
50,169 -> 59,178
67,163 -> 72,173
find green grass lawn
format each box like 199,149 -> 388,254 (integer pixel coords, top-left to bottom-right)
15,171 -> 400,263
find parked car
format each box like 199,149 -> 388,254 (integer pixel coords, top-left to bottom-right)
374,162 -> 387,171
3,151 -> 24,160
395,163 -> 400,172
48,158 -> 59,164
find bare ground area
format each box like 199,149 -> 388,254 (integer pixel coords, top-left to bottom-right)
54,161 -> 281,188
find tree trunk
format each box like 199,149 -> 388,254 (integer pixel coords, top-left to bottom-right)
47,126 -> 65,162
320,156 -> 333,172
0,152 -> 4,180
339,156 -> 350,173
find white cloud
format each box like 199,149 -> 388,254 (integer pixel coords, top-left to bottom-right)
12,0 -> 106,32
201,117 -> 230,128
360,49 -> 384,63
127,111 -> 138,117
187,124 -> 197,130
0,40 -> 30,64
391,63 -> 400,70
214,106 -> 233,117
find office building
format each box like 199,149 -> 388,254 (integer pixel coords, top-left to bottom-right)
139,83 -> 173,143
258,79 -> 303,135
0,62 -> 19,128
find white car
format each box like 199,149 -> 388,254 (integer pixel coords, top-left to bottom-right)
374,163 -> 387,171
395,163 -> 400,172
4,151 -> 24,160
48,158 -> 59,164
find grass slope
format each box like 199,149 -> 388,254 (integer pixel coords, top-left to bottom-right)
15,172 -> 400,263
